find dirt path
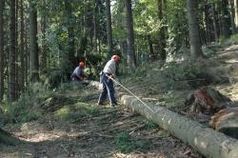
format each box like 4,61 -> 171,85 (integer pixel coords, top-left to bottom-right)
0,86 -> 202,158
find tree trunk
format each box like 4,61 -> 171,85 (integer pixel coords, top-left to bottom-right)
24,17 -> 29,86
204,1 -> 213,43
219,0 -> 231,37
19,0 -> 25,92
125,0 -> 136,69
64,0 -> 75,70
212,3 -> 219,41
235,0 -> 238,29
40,0 -> 47,74
29,0 -> 39,82
185,87 -> 233,115
147,35 -> 154,58
9,0 -> 17,101
121,95 -> 238,158
229,0 -> 237,34
106,0 -> 113,56
93,0 -> 98,53
0,0 -> 4,101
157,0 -> 166,61
186,0 -> 204,58
15,0 -> 19,98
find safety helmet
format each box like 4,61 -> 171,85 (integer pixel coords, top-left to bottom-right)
111,55 -> 120,63
79,61 -> 85,68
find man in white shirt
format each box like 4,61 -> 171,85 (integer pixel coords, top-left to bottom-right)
98,55 -> 120,107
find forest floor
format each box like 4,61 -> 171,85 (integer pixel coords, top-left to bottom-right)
1,43 -> 238,158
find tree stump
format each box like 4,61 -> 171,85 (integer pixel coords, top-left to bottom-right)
210,107 -> 238,139
185,87 -> 233,115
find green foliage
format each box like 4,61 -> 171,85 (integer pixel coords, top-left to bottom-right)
3,83 -> 52,123
161,61 -> 203,89
134,0 -> 162,35
55,102 -> 99,122
144,120 -> 158,129
115,132 -> 151,153
43,68 -> 68,89
220,34 -> 238,46
166,0 -> 188,53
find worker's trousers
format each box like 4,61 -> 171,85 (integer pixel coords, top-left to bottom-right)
98,72 -> 117,106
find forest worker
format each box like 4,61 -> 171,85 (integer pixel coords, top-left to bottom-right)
71,61 -> 86,81
97,55 -> 120,107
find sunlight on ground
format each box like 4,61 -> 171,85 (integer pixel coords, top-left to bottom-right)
112,152 -> 166,158
19,133 -> 60,142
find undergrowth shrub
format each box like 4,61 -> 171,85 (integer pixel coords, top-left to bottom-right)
161,61 -> 204,89
115,132 -> 151,153
43,68 -> 69,89
220,34 -> 238,46
4,82 -> 53,123
55,103 -> 99,122
144,120 -> 158,129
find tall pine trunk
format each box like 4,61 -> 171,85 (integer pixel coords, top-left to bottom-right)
15,0 -> 19,98
9,0 -> 17,101
235,0 -> 238,29
0,0 -> 4,101
204,1 -> 213,43
93,0 -> 98,53
106,0 -> 113,56
229,0 -> 237,34
40,0 -> 47,73
19,0 -> 25,91
221,0 -> 231,37
186,0 -> 204,58
125,0 -> 136,69
157,0 -> 166,61
147,35 -> 154,58
29,0 -> 39,82
212,3 -> 219,41
64,0 -> 75,71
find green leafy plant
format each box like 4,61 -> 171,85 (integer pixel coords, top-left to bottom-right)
161,61 -> 203,89
4,83 -> 52,123
115,132 -> 151,153
144,120 -> 158,129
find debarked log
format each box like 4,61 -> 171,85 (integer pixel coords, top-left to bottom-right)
121,95 -> 238,158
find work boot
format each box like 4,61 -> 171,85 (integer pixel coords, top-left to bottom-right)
110,102 -> 117,107
97,101 -> 104,106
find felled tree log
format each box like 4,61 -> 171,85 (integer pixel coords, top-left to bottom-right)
210,107 -> 238,139
185,87 -> 233,115
121,95 -> 238,158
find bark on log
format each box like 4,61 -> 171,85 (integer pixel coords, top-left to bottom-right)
121,95 -> 238,158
